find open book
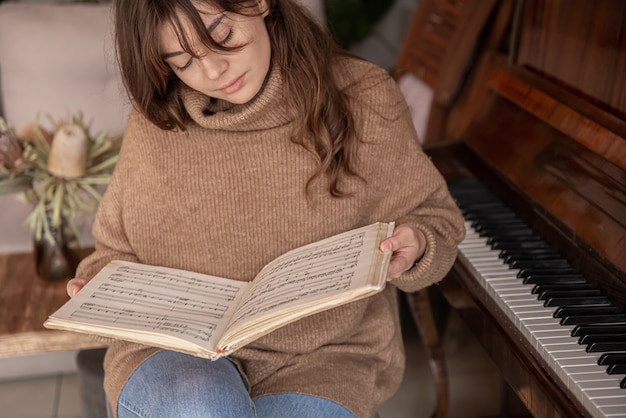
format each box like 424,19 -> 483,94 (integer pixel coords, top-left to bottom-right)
44,222 -> 394,359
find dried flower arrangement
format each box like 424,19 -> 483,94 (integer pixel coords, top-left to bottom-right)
0,114 -> 120,246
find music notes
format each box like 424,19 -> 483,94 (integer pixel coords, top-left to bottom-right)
226,225 -> 387,332
51,261 -> 249,349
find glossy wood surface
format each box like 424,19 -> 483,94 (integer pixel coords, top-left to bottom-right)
0,249 -> 105,358
514,0 -> 626,120
463,69 -> 626,297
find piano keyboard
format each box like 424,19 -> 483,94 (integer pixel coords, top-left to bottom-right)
448,178 -> 626,418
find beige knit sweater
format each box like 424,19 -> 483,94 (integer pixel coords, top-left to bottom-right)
76,56 -> 465,418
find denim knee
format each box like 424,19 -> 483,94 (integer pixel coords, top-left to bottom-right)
254,393 -> 355,418
117,351 -> 255,418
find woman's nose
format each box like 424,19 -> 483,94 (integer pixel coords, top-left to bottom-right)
199,54 -> 228,80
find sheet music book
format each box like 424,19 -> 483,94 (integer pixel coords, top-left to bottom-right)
44,222 -> 394,359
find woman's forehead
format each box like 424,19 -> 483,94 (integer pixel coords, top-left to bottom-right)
158,6 -> 216,49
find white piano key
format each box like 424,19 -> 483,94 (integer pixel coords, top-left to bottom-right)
587,386 -> 626,404
524,322 -> 567,333
529,331 -> 573,345
600,405 -> 626,417
578,377 -> 624,391
489,282 -> 528,290
557,354 -> 599,365
501,294 -> 541,302
538,335 -> 578,344
588,390 -> 626,414
515,309 -> 555,320
489,287 -> 530,301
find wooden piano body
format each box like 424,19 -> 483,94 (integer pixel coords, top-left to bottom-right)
414,0 -> 626,417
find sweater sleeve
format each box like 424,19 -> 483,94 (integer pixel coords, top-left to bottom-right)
344,61 -> 466,293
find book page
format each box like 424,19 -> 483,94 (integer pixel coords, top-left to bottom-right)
45,260 -> 249,354
224,223 -> 393,337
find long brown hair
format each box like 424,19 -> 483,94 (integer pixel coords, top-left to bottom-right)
113,0 -> 362,197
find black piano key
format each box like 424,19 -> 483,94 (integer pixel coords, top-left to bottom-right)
538,289 -> 602,301
480,229 -> 536,239
473,218 -> 526,227
461,201 -> 507,212
466,212 -> 519,222
586,342 -> 626,353
573,325 -> 626,337
560,313 -> 626,325
532,283 -> 596,294
500,247 -> 558,255
502,252 -> 563,263
488,236 -> 548,248
476,225 -> 529,236
545,296 -> 610,307
505,255 -> 564,265
598,353 -> 626,365
511,259 -> 571,270
607,364 -> 626,375
554,305 -> 622,318
518,268 -> 579,279
578,334 -> 626,345
491,240 -> 552,250
523,275 -> 588,285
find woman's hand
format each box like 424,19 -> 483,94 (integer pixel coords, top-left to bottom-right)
66,277 -> 89,297
380,223 -> 427,280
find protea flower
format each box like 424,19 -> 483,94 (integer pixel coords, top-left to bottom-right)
1,113 -> 120,248
47,123 -> 89,179
0,120 -> 24,174
18,123 -> 53,145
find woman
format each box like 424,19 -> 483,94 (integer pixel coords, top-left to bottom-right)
68,0 -> 465,416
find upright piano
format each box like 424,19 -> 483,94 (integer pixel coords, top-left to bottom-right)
424,0 -> 626,417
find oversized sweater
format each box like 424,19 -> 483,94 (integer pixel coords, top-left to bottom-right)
76,56 -> 465,418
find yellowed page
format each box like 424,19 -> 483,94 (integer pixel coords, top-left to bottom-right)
220,222 -> 394,351
44,260 -> 249,358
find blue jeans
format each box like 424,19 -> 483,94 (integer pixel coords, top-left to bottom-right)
115,350 -> 355,418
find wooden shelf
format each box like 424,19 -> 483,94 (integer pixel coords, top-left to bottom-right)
0,249 -> 106,358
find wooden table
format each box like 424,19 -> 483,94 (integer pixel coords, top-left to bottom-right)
0,250 -> 106,358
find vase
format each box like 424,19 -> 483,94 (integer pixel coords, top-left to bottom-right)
33,213 -> 79,281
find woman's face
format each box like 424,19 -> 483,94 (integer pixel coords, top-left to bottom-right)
159,1 -> 271,105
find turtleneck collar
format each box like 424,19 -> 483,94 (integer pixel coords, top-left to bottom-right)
181,64 -> 294,132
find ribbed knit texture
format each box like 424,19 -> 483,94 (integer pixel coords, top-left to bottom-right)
76,56 -> 465,418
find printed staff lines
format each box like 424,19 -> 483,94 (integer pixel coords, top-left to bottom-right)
70,302 -> 216,342
231,272 -> 355,325
110,269 -> 240,301
256,250 -> 361,285
264,233 -> 365,276
92,283 -> 230,319
248,271 -> 353,305
254,267 -> 354,298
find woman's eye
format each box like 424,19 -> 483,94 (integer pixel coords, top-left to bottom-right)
218,29 -> 234,45
176,59 -> 193,72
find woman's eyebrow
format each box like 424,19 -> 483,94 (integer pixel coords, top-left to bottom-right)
163,50 -> 184,60
162,15 -> 225,60
206,15 -> 225,34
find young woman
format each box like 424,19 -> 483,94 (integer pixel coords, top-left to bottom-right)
67,0 -> 465,416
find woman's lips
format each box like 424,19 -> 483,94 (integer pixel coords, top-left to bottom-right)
220,75 -> 244,94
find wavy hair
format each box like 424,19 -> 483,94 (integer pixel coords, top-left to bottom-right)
113,0 -> 362,197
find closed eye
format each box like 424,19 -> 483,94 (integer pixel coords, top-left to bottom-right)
219,29 -> 234,45
176,59 -> 193,72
